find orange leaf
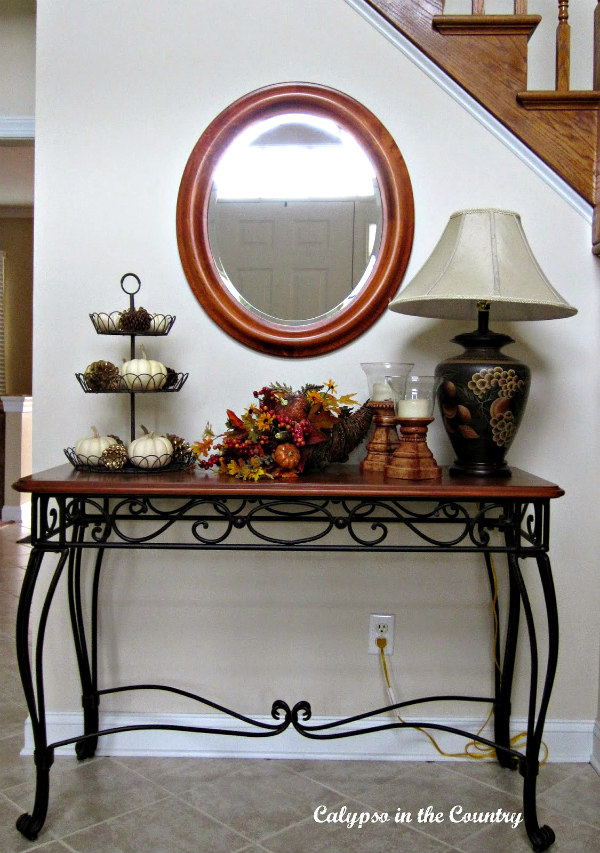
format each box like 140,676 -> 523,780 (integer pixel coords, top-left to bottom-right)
226,409 -> 246,430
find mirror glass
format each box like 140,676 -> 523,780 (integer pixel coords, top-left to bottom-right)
176,83 -> 414,357
207,113 -> 382,325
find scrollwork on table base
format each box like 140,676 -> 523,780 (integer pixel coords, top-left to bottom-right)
32,494 -> 550,554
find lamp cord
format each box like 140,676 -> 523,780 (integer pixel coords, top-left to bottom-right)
376,552 -> 548,763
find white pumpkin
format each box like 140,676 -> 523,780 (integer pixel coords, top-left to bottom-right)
148,313 -> 167,334
74,426 -> 115,464
127,429 -> 173,469
96,311 -> 120,333
120,345 -> 167,391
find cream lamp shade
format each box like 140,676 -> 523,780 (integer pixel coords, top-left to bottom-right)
388,208 -> 577,478
388,208 -> 577,321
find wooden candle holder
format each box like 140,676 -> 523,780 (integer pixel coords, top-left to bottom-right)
385,417 -> 441,480
360,400 -> 399,472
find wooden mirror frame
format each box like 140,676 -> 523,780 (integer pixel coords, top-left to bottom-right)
176,83 -> 414,358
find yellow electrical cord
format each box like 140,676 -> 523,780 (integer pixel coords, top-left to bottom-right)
376,553 -> 547,763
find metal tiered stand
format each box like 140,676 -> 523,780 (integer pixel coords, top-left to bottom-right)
64,272 -> 193,471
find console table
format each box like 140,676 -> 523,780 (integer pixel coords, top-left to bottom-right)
13,463 -> 563,851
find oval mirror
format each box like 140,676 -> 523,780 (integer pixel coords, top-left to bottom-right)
176,83 -> 414,357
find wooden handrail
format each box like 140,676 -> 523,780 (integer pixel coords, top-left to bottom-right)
556,1 -> 570,91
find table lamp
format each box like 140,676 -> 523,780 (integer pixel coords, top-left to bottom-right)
388,209 -> 577,477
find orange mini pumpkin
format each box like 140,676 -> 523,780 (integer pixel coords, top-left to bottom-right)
273,442 -> 301,470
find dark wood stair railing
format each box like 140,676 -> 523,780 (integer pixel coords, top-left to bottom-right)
364,0 -> 600,253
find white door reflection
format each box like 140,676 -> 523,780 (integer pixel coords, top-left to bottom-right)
207,113 -> 381,324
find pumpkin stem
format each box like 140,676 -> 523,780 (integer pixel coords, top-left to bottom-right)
91,426 -> 99,438
140,344 -> 148,360
140,424 -> 150,435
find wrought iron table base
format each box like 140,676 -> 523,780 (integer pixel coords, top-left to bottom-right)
13,466 -> 561,852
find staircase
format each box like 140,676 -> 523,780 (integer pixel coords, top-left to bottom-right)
364,0 -> 600,253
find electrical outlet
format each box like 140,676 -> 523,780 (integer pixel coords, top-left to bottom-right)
368,614 -> 395,654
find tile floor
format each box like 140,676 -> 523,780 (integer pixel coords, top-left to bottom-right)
0,522 -> 598,853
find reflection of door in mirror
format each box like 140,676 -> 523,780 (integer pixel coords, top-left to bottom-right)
209,197 -> 380,323
207,113 -> 382,324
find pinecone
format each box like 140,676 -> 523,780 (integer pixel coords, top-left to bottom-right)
84,360 -> 121,391
164,367 -> 178,389
101,443 -> 128,470
118,306 -> 152,333
166,433 -> 190,462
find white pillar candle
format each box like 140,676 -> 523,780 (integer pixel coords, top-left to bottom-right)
396,398 -> 431,417
371,382 -> 392,401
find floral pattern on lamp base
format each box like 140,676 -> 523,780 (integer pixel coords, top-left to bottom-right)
435,334 -> 530,478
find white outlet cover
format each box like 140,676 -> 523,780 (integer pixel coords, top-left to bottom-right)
368,614 -> 395,654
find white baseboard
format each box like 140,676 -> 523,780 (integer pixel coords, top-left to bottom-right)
2,501 -> 31,524
22,711 -> 595,763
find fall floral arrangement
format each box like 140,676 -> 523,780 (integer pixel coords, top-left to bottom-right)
193,380 -> 370,480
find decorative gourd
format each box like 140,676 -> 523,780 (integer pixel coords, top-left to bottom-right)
120,345 -> 168,391
148,313 -> 168,334
127,426 -> 173,469
96,311 -> 120,333
273,442 -> 301,470
74,426 -> 116,464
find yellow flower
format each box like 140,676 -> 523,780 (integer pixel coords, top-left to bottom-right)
325,378 -> 338,394
256,411 -> 274,431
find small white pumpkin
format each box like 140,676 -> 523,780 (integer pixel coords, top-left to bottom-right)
96,311 -> 120,333
148,313 -> 167,334
120,345 -> 167,391
128,426 -> 173,469
74,426 -> 115,465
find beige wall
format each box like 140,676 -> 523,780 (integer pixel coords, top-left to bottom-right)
0,0 -> 35,115
0,215 -> 33,394
31,0 -> 600,753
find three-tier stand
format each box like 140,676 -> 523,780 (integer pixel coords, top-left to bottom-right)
64,273 -> 192,471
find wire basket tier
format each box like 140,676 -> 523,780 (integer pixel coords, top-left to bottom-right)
90,311 -> 176,336
75,371 -> 188,393
64,446 -> 197,473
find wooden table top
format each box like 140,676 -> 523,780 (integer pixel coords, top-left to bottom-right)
14,464 -> 564,500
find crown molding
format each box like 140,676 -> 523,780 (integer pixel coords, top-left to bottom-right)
0,116 -> 35,140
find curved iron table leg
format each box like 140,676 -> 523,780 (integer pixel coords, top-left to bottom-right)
67,530 -> 104,760
485,549 -> 521,769
508,550 -> 558,853
15,547 -> 68,840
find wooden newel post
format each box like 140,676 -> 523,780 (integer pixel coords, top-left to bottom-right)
556,0 -> 571,91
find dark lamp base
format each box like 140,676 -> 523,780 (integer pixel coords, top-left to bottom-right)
449,460 -> 512,478
436,320 -> 530,480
